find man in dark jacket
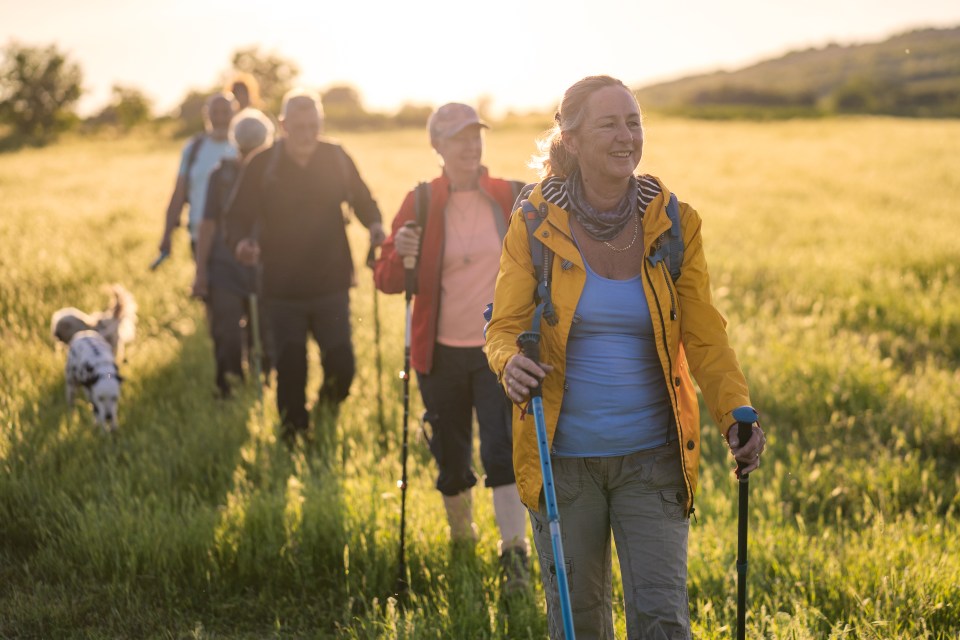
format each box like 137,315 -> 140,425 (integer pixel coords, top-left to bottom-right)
226,89 -> 384,440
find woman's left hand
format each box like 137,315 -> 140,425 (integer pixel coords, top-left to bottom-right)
726,422 -> 767,477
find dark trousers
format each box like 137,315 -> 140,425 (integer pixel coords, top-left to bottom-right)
264,291 -> 354,431
417,344 -> 515,496
206,285 -> 270,396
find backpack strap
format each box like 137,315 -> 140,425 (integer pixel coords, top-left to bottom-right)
665,193 -> 683,282
647,193 -> 684,283
508,180 -> 526,208
520,194 -> 558,327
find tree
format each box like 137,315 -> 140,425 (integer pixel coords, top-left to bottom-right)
321,84 -> 385,129
230,46 -> 299,114
89,84 -> 152,130
173,89 -> 210,136
111,85 -> 151,129
393,102 -> 432,128
0,41 -> 82,141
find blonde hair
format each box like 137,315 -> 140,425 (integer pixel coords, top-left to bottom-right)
225,72 -> 261,109
529,75 -> 638,179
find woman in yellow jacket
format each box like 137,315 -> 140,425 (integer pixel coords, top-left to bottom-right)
485,75 -> 767,639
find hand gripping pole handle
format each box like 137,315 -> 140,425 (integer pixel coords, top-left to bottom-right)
402,221 -> 418,299
732,405 -> 758,477
516,331 -> 542,399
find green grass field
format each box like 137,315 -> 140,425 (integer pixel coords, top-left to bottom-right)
1,117 -> 959,639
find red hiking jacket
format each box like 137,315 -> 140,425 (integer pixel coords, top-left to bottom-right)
373,168 -> 521,374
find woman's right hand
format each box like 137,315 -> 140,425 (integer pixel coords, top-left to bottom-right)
502,353 -> 553,403
394,224 -> 421,258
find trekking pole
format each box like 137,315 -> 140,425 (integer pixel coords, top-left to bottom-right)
366,245 -> 387,452
732,405 -> 758,640
248,226 -> 265,423
248,290 -> 264,406
148,250 -> 170,271
395,221 -> 418,601
517,327 -> 575,640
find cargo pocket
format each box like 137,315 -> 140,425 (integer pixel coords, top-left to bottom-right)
659,489 -> 688,521
551,456 -> 584,506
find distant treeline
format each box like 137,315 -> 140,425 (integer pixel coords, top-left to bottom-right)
635,26 -> 960,119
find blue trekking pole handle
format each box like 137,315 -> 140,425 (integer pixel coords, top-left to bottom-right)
517,330 -> 575,640
732,405 -> 758,640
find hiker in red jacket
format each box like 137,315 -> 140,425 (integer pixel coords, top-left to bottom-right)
374,103 -> 530,594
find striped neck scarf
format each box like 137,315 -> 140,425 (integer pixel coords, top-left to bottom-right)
565,169 -> 638,241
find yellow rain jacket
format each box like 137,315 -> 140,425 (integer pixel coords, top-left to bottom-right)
485,176 -> 751,514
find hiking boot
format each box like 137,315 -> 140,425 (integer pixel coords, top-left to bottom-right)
499,546 -> 531,596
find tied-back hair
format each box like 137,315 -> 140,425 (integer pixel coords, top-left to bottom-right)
529,75 -> 636,180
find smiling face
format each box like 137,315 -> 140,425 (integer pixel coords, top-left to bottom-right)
562,85 -> 644,188
433,123 -> 485,178
281,96 -> 322,164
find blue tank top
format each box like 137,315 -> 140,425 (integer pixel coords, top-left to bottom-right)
552,259 -> 674,457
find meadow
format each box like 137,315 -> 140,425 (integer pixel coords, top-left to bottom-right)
1,116 -> 958,639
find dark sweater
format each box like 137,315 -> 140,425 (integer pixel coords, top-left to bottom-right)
224,139 -> 382,299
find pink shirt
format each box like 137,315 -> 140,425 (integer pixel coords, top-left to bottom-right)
436,190 -> 503,347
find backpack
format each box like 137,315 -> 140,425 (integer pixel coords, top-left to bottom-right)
483,184 -> 684,331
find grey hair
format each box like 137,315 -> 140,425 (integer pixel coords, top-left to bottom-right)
280,88 -> 324,121
229,108 -> 275,153
529,75 -> 637,179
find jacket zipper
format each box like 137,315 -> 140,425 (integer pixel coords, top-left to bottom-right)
644,258 -> 694,516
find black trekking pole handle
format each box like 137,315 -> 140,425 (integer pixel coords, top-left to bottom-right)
734,407 -> 756,478
732,405 -> 758,640
402,221 -> 419,300
516,332 -> 543,399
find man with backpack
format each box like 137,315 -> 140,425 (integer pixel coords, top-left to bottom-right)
158,92 -> 238,259
374,103 -> 531,595
225,89 -> 384,442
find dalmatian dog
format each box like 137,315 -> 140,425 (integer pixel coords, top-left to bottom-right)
51,284 -> 136,432
51,284 -> 137,363
64,330 -> 124,432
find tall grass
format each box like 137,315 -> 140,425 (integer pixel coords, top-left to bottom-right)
1,118 -> 958,638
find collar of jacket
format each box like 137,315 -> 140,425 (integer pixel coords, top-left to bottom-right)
527,175 -> 676,263
431,166 -> 509,237
437,165 -> 491,192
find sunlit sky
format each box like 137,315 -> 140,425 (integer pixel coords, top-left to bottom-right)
2,0 -> 958,117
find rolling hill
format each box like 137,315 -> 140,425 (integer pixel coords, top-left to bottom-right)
635,26 -> 960,118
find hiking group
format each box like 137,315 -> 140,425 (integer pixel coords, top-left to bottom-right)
159,73 -> 767,640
